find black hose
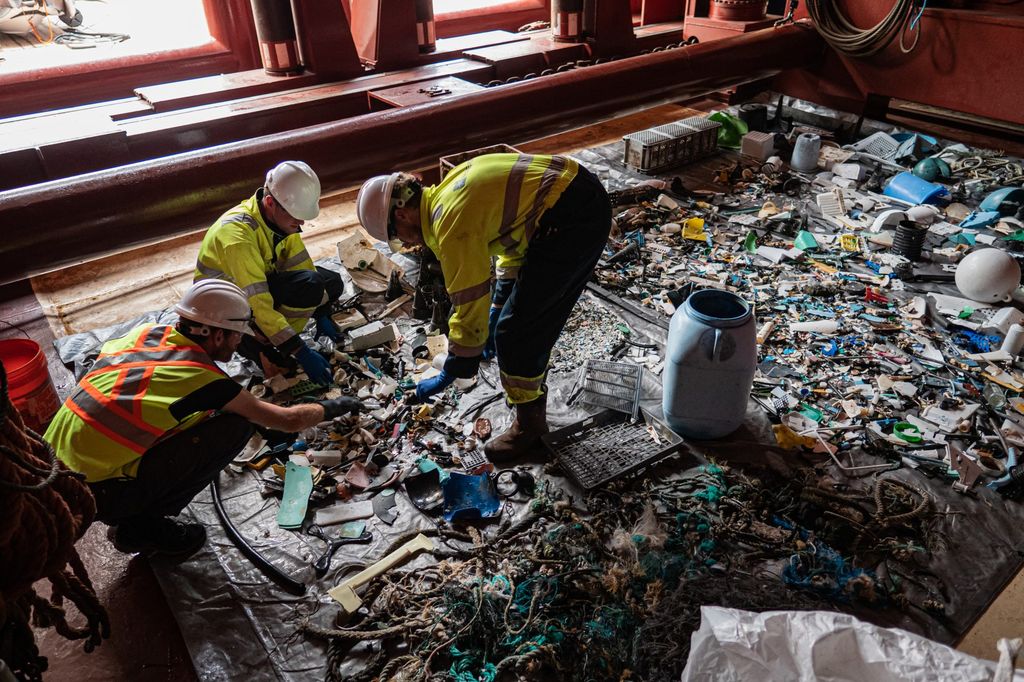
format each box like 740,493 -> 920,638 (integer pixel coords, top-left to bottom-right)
210,475 -> 307,596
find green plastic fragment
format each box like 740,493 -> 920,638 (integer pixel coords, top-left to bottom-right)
799,404 -> 824,422
958,308 -> 974,319
276,461 -> 313,529
744,231 -> 758,253
794,230 -> 819,251
708,111 -> 748,149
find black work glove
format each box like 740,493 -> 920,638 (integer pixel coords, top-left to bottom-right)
318,397 -> 364,420
443,353 -> 481,379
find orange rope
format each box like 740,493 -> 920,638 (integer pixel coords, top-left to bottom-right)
27,7 -> 55,45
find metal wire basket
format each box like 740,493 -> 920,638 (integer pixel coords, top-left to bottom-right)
542,408 -> 684,490
577,359 -> 643,421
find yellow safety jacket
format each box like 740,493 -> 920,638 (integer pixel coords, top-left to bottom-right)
421,153 -> 578,358
44,325 -> 228,482
194,191 -> 316,352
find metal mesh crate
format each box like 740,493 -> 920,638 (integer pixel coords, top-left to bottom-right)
622,116 -> 721,173
543,409 -> 683,490
578,359 -> 643,421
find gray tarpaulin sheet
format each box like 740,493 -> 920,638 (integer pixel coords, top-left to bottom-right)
49,102 -> 1024,679
55,288 -> 1024,679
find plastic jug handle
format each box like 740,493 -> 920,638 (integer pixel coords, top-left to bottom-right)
710,328 -> 723,362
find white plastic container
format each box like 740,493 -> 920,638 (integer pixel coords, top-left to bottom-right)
662,289 -> 757,439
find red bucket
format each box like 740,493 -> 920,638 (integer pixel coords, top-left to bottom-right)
0,338 -> 60,433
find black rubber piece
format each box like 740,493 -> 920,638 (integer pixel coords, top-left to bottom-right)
210,476 -> 307,596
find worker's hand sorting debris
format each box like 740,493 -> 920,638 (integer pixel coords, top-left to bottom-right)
318,396 -> 365,419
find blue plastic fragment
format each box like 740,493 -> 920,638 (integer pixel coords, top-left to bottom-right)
442,472 -> 501,522
958,211 -> 1000,230
807,308 -> 836,318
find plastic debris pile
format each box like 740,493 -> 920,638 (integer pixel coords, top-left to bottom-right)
591,105 -> 1024,501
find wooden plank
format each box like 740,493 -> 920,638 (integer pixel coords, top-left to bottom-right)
133,69 -> 321,115
121,60 -> 494,158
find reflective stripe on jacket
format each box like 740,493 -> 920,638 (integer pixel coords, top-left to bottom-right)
420,154 -> 578,356
194,192 -> 315,350
44,325 -> 227,482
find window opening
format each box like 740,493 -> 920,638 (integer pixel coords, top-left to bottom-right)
0,0 -> 211,75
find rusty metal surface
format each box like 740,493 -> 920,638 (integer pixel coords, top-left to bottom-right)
0,22 -> 823,285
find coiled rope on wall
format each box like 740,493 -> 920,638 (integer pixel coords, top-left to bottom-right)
806,0 -> 926,58
0,361 -> 109,681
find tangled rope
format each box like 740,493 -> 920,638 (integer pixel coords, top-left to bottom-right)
298,463 -> 940,681
0,361 -> 109,681
806,0 -> 926,57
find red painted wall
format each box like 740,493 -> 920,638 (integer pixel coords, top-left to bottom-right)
775,2 -> 1024,125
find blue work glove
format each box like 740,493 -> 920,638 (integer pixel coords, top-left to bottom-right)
315,314 -> 341,342
482,279 -> 515,361
415,370 -> 455,401
295,344 -> 332,385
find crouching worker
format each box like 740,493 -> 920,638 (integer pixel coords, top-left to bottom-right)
44,281 -> 362,558
194,160 -> 342,385
356,154 -> 611,461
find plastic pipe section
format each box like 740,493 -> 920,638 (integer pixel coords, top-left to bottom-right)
0,21 -> 823,284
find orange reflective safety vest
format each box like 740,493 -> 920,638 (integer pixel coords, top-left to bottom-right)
44,325 -> 228,482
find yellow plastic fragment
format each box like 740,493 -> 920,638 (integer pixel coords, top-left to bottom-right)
807,259 -> 838,275
682,217 -> 707,241
839,234 -> 860,252
772,423 -> 817,450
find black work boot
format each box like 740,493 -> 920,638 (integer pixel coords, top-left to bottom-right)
111,516 -> 207,558
484,394 -> 549,462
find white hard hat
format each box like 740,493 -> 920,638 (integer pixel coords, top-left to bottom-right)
176,280 -> 255,335
266,161 -> 321,221
955,248 -> 1022,303
356,173 -> 401,242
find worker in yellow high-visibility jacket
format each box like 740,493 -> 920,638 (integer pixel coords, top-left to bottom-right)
356,154 -> 611,461
44,281 -> 363,557
194,161 -> 342,385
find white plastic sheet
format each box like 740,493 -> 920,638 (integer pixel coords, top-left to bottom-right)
681,607 -> 1023,682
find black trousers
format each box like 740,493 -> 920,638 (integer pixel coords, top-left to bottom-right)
238,265 -> 344,365
495,166 -> 612,388
88,414 -> 254,525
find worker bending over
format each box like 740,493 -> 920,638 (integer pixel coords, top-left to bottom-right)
194,160 -> 341,385
357,153 -> 611,460
44,281 -> 362,557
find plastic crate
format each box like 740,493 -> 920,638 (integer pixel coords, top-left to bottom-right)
622,116 -> 721,173
577,359 -> 643,421
542,408 -> 683,490
439,143 -> 523,179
